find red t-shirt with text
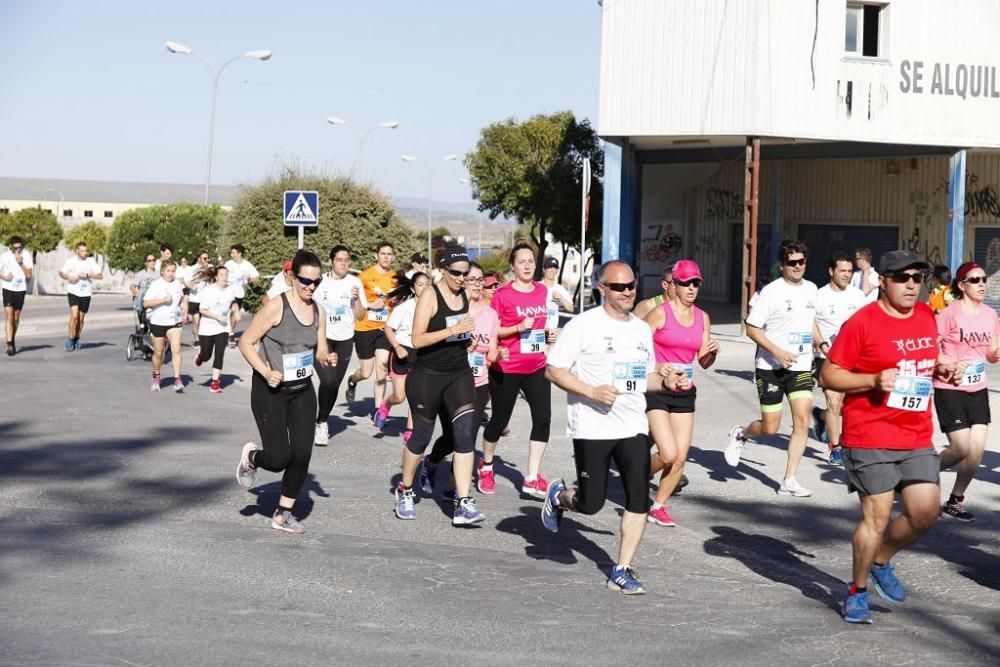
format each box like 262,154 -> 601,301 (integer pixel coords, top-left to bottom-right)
826,301 -> 938,450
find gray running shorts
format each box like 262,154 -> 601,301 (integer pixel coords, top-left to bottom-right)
841,446 -> 940,496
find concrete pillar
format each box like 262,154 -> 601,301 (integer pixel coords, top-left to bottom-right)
601,140 -> 639,267
947,150 -> 967,269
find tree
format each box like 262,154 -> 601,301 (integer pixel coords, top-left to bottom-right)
0,207 -> 63,253
64,221 -> 109,257
107,203 -> 225,271
464,112 -> 603,279
222,167 -> 420,312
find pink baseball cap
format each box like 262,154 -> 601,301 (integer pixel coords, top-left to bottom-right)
283,260 -> 293,272
672,259 -> 702,282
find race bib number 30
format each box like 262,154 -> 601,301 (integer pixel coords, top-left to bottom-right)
613,361 -> 647,394
519,329 -> 546,354
282,350 -> 314,382
886,375 -> 932,412
961,360 -> 986,386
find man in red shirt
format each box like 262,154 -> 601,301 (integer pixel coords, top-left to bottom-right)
821,250 -> 959,624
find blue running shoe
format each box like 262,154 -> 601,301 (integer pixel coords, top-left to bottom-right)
418,459 -> 435,495
541,478 -> 566,533
452,497 -> 485,525
812,406 -> 827,444
841,590 -> 873,624
607,565 -> 646,595
394,486 -> 416,520
828,446 -> 844,466
65,338 -> 75,352
869,562 -> 905,603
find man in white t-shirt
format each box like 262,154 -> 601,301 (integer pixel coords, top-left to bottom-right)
1,235 -> 33,355
224,243 -> 260,345
542,260 -> 688,595
262,260 -> 293,305
812,251 -> 867,467
541,256 -> 574,330
850,247 -> 879,303
725,239 -> 820,497
58,241 -> 103,352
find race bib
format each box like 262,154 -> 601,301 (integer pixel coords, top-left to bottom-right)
468,351 -> 487,378
329,303 -> 348,323
172,308 -> 183,323
789,332 -> 813,353
12,276 -> 24,288
368,307 -> 389,323
613,361 -> 647,394
886,375 -> 932,412
282,350 -> 314,382
446,314 -> 472,342
215,304 -> 229,318
961,360 -> 986,387
519,329 -> 546,354
674,363 -> 694,381
546,304 -> 559,330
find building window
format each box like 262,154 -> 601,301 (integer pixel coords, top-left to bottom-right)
84,210 -> 93,218
104,210 -> 114,218
846,3 -> 885,58
63,209 -> 73,217
0,208 -> 9,215
43,209 -> 52,215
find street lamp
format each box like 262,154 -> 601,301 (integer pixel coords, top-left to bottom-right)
402,154 -> 458,262
326,116 -> 400,178
165,40 -> 272,205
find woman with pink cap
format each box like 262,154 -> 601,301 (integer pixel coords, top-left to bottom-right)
642,259 -> 719,527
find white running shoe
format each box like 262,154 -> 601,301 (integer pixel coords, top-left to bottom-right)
237,442 -> 261,488
724,426 -> 746,467
778,477 -> 813,497
314,422 -> 329,446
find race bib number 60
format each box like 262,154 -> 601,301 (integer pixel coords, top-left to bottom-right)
886,375 -> 931,412
282,350 -> 314,381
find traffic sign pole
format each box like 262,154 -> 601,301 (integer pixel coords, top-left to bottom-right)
298,226 -> 304,250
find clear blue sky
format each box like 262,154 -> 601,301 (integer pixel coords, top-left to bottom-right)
0,0 -> 602,204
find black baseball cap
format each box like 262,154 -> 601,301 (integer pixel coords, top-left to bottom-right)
440,246 -> 470,267
543,256 -> 559,269
878,250 -> 930,274
410,252 -> 428,264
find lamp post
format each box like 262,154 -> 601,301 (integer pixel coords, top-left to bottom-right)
327,117 -> 399,178
458,177 -> 481,259
402,154 -> 458,263
166,40 -> 272,205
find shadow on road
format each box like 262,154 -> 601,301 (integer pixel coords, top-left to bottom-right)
239,473 -> 329,520
495,506 -> 614,576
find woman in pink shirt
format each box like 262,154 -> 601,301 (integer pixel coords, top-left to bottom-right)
642,260 -> 718,527
480,243 -> 555,497
934,262 -> 1000,522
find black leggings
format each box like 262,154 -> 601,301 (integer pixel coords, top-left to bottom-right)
314,338 -> 354,423
483,367 -> 551,442
404,366 -> 476,456
198,332 -> 228,370
249,372 -> 317,500
569,435 -> 651,515
428,384 -> 490,465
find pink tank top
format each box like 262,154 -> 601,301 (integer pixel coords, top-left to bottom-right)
652,302 -> 704,365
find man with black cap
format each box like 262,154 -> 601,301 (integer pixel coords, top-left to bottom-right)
541,255 -> 573,330
821,250 -> 959,624
406,252 -> 428,280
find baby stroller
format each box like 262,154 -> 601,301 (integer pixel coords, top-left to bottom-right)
126,293 -> 154,362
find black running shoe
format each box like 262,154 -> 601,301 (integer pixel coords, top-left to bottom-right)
345,377 -> 357,402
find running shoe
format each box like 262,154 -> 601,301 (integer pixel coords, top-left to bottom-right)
841,589 -> 873,624
6,342 -> 14,356
194,354 -> 202,367
647,505 -> 676,527
418,458 -> 435,495
209,379 -> 222,394
236,442 -> 261,488
541,478 -> 566,533
174,378 -> 184,393
402,430 -> 412,444
477,461 -> 496,494
521,474 -> 549,499
345,377 -> 357,403
777,477 -> 813,497
672,473 -> 689,495
812,406 -> 827,443
314,422 -> 329,446
150,374 -> 161,392
869,562 -> 906,604
72,340 -> 80,351
724,426 -> 746,467
942,498 -> 975,522
452,497 -> 485,525
394,485 -> 416,520
65,338 -> 75,352
607,566 -> 646,595
828,446 -> 844,466
373,400 -> 390,429
271,509 -> 305,535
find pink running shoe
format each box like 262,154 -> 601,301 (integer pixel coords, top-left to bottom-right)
647,505 -> 676,527
402,429 -> 412,444
477,461 -> 496,495
374,400 -> 390,429
521,474 -> 549,499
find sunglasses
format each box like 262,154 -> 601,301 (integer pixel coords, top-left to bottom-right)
11,246 -> 24,252
145,258 -> 156,263
484,283 -> 499,290
447,268 -> 470,277
963,276 -> 988,285
676,278 -> 703,288
783,258 -> 806,267
888,272 -> 924,285
603,280 -> 637,293
295,275 -> 323,288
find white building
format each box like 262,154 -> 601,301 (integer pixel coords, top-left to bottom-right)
599,0 -> 1000,311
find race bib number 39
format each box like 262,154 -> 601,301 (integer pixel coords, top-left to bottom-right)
886,375 -> 932,412
282,350 -> 314,382
519,329 -> 546,354
961,360 -> 986,386
613,361 -> 647,394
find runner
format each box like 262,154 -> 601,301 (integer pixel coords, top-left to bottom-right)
262,260 -> 293,305
377,271 -> 430,431
927,265 -> 954,314
482,273 -> 500,305
725,239 -> 820,497
541,260 -> 687,594
154,243 -> 173,273
541,256 -> 574,331
225,244 -> 260,346
235,249 -> 338,534
933,261 -> 999,522
130,254 -> 159,299
811,251 -> 867,466
311,245 -> 367,445
820,250 -> 958,624
643,260 -> 718,526
480,243 -> 554,498
143,259 -> 188,392
58,241 -> 103,352
184,250 -> 212,346
633,263 -> 675,319
393,246 -> 484,525
194,265 -> 235,393
851,247 -> 879,303
1,236 -> 33,356
405,252 -> 428,280
344,242 -> 397,416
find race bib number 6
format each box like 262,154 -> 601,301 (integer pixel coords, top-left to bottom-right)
613,361 -> 647,394
886,375 -> 931,412
789,332 -> 813,353
282,350 -> 314,381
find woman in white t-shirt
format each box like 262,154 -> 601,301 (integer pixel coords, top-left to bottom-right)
194,265 -> 235,394
377,272 -> 431,438
142,259 -> 188,392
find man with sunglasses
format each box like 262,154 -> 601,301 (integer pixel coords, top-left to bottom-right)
1,236 -> 33,356
726,239 -> 820,497
821,250 -> 958,624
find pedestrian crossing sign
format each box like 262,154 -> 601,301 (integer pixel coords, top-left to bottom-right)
283,191 -> 319,227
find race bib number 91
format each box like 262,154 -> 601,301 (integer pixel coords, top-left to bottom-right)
886,375 -> 931,412
613,361 -> 647,394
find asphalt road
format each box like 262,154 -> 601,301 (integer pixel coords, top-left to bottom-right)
2,295 -> 999,665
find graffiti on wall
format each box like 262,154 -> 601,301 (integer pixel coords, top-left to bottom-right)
694,233 -> 725,268
641,223 -> 683,263
966,173 -> 1000,219
705,187 -> 741,220
906,188 -> 945,278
